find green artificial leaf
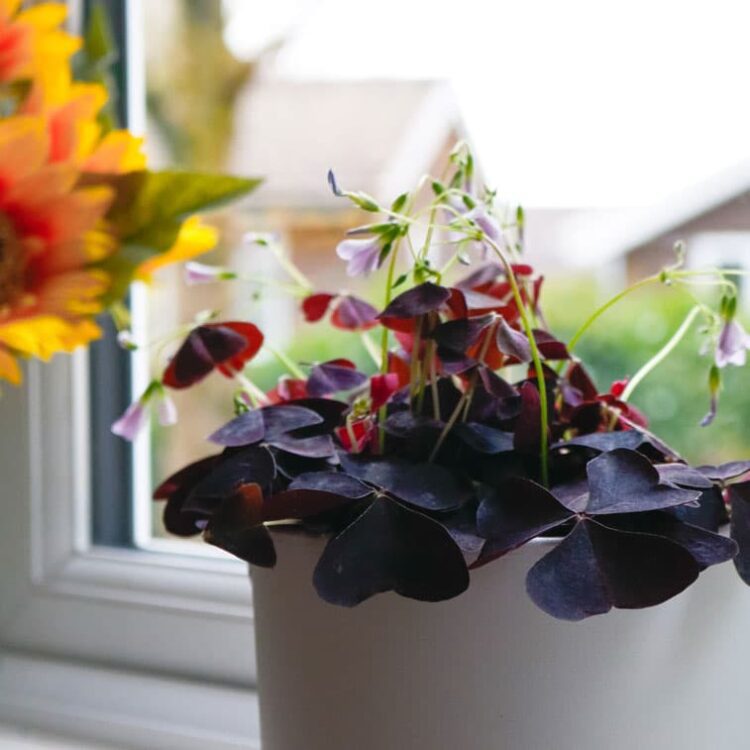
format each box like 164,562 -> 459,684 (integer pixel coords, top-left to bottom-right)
92,170 -> 261,303
108,170 -> 261,249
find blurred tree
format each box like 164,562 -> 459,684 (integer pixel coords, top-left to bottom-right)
146,0 -> 254,170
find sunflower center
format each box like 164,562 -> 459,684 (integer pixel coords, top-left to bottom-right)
0,211 -> 26,310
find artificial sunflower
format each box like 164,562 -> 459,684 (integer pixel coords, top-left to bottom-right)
0,115 -> 111,383
0,1 -> 259,384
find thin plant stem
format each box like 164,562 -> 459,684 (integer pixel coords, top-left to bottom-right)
484,237 -> 550,487
429,387 -> 471,462
567,275 -> 659,353
265,344 -> 305,380
233,370 -> 270,407
430,345 -> 440,421
620,306 -> 702,402
360,332 -> 382,368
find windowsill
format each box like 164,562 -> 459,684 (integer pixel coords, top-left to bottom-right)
0,724 -> 120,750
0,650 -> 260,750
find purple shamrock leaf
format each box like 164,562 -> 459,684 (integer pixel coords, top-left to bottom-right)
208,409 -> 265,447
495,317 -> 532,362
526,519 -> 701,621
339,454 -> 473,512
583,449 -> 701,514
307,360 -> 369,398
289,471 -> 373,499
313,497 -> 469,606
453,423 -> 515,454
183,446 -> 276,514
729,481 -> 750,584
476,478 -> 573,561
203,484 -> 277,567
379,282 -> 451,319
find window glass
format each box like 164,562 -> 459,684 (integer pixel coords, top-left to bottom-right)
136,0 -> 750,544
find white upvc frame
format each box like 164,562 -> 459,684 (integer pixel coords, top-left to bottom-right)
0,1 -> 260,745
0,354 -> 260,748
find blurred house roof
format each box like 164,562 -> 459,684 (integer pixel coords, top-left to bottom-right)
227,79 -> 463,210
554,160 -> 750,267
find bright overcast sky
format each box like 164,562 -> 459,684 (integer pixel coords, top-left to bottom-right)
224,0 -> 750,208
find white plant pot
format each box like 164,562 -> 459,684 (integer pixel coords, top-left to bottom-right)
251,531 -> 750,750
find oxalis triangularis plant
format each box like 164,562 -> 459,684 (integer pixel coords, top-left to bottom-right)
114,144 -> 750,620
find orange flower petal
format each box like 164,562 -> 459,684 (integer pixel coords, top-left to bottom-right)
86,131 -> 147,174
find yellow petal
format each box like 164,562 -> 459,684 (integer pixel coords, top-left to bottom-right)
0,347 -> 22,386
0,315 -> 101,360
0,0 -> 22,24
135,217 -> 218,282
18,3 -> 68,31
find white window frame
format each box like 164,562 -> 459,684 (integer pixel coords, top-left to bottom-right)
0,2 -> 261,747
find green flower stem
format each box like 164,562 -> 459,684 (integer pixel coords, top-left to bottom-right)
267,242 -> 314,292
567,275 -> 660,353
485,236 -> 550,487
360,332 -> 382,368
265,344 -> 305,380
377,228 -> 405,452
620,306 -> 702,403
232,369 -> 270,408
566,266 -> 744,356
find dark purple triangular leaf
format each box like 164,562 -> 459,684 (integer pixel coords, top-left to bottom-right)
163,325 -> 248,388
313,497 -> 469,605
526,518 -> 701,620
289,471 -> 372,499
285,398 -> 348,435
307,362 -> 368,397
601,513 -> 737,569
656,463 -> 715,489
153,455 -> 220,500
183,446 -> 276,513
262,404 -> 323,441
163,494 -> 208,537
379,282 -> 450,318
204,485 -> 276,567
476,478 -> 572,559
584,449 -> 700,514
554,431 -> 647,453
496,317 -> 532,362
477,367 -> 517,400
533,330 -> 570,360
698,461 -> 750,483
334,295 -> 378,329
268,433 -> 336,458
669,486 -> 727,531
440,505 -> 486,566
453,423 -> 514,454
272,449 -> 332,479
208,409 -> 265,447
729,481 -> 750,584
261,488 -> 353,522
455,263 -> 503,290
432,315 -> 494,355
384,411 -> 443,439
550,478 -> 589,513
339,454 -> 473,511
